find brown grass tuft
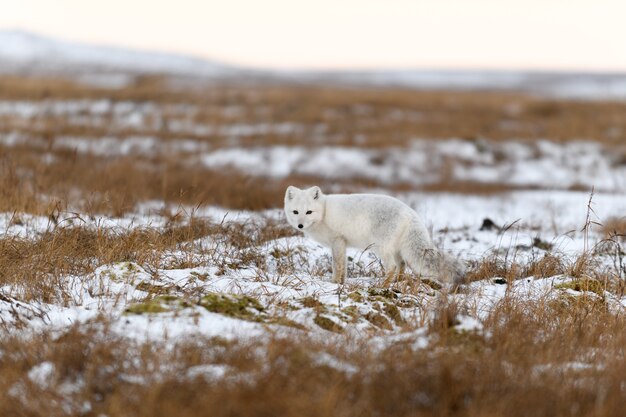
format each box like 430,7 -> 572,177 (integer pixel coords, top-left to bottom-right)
603,217 -> 626,240
0,216 -> 295,303
525,253 -> 566,278
2,299 -> 626,417
465,256 -> 522,283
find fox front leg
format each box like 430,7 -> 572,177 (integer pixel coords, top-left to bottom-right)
331,238 -> 347,284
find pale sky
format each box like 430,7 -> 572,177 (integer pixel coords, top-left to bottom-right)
1,0 -> 625,71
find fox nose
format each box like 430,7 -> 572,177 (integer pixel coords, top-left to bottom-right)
298,224 -> 303,229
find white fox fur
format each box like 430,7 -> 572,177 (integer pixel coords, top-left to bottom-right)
284,186 -> 465,285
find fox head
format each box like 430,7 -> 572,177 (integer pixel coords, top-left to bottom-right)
284,186 -> 325,231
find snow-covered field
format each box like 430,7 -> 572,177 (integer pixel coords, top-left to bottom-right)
2,187 -> 624,340
1,98 -> 624,194
2,132 -> 623,192
199,140 -> 626,192
1,184 -> 625,415
2,148 -> 623,412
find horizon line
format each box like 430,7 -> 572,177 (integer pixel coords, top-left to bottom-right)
2,27 -> 626,76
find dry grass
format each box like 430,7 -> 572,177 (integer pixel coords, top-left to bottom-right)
0,217 -> 295,303
0,74 -> 624,416
603,217 -> 626,240
2,75 -> 626,147
1,143 -> 403,215
464,245 -> 624,285
0,146 -> 325,214
1,294 -> 626,417
1,74 -> 624,214
0,208 -> 621,417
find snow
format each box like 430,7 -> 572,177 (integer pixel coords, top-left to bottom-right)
408,190 -> 626,237
27,362 -> 57,391
115,310 -> 266,342
197,140 -> 626,192
454,315 -> 483,333
186,364 -> 230,381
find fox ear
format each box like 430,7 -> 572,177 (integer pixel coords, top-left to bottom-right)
285,186 -> 298,201
309,186 -> 322,200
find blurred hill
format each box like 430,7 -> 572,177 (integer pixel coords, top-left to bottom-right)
1,29 -> 626,99
0,30 -> 235,77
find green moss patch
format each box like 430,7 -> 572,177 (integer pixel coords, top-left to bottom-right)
341,305 -> 360,322
267,317 -> 307,330
125,302 -> 168,315
135,281 -> 180,295
347,291 -> 365,303
199,293 -> 265,321
365,312 -> 392,330
367,287 -> 400,300
300,296 -> 323,308
554,279 -> 605,296
382,303 -> 405,326
313,315 -> 344,333
125,295 -> 190,315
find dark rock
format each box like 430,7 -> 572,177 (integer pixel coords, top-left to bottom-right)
480,218 -> 501,231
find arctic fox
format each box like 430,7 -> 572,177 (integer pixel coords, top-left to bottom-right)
284,186 -> 465,285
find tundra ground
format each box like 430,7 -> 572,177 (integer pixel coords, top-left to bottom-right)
0,76 -> 625,416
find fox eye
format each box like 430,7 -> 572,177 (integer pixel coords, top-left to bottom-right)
293,210 -> 298,215
306,210 -> 312,215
